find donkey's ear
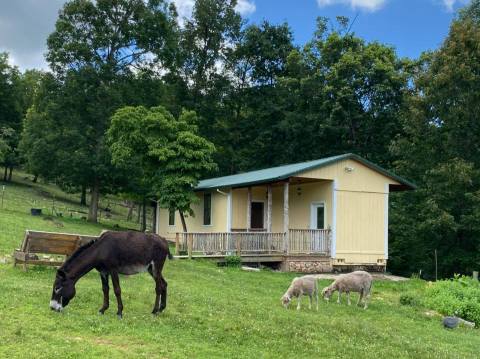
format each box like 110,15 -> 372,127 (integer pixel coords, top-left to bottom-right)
57,269 -> 66,278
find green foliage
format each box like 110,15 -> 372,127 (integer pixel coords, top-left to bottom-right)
399,293 -> 421,307
389,1 -> 480,278
425,275 -> 480,325
224,255 -> 242,267
108,106 -> 216,230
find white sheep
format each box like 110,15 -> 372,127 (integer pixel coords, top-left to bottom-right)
321,271 -> 373,309
281,275 -> 319,310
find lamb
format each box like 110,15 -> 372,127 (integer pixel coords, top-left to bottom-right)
321,271 -> 373,309
281,275 -> 319,310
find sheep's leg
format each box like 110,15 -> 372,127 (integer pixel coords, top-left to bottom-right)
357,291 -> 364,306
363,290 -> 370,310
337,289 -> 341,304
315,289 -> 319,311
347,292 -> 351,306
297,296 -> 302,310
308,294 -> 312,310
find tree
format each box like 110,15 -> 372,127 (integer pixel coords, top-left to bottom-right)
107,106 -> 217,232
43,0 -> 178,222
389,1 -> 480,277
0,52 -> 22,181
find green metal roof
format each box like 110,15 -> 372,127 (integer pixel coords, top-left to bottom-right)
196,153 -> 416,191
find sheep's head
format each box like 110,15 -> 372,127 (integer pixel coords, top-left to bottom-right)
322,286 -> 334,301
281,294 -> 291,308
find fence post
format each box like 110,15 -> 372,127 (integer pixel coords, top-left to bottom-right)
175,232 -> 180,256
473,271 -> 479,281
187,233 -> 193,259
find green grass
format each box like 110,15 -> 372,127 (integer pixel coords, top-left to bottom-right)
1,171 -> 479,358
1,263 -> 480,358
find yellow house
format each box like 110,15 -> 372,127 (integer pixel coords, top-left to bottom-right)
156,153 -> 415,272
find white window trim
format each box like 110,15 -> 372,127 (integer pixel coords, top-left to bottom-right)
310,201 -> 326,230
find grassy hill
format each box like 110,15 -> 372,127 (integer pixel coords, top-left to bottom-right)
0,173 -> 479,358
0,171 -> 147,255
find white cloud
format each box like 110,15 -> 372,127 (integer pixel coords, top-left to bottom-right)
172,0 -> 256,21
236,0 -> 256,15
441,0 -> 470,12
316,0 -> 386,11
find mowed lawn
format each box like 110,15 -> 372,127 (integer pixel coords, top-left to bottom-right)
1,176 -> 480,358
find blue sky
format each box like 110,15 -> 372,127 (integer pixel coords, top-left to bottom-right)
0,0 -> 471,70
245,0 -> 467,59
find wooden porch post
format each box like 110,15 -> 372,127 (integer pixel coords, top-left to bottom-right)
246,187 -> 252,232
175,232 -> 180,255
283,181 -> 289,253
267,185 -> 272,232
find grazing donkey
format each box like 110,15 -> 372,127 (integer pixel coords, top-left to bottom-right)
50,231 -> 172,318
281,275 -> 319,310
321,271 -> 373,309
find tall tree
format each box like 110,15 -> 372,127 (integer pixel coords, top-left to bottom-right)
389,1 -> 480,277
43,0 -> 178,222
107,106 -> 217,232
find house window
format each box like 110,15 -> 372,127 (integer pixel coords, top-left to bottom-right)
316,206 -> 325,229
168,208 -> 175,226
311,203 -> 325,230
203,193 -> 212,225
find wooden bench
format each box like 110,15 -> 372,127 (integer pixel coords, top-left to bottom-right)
13,230 -> 98,270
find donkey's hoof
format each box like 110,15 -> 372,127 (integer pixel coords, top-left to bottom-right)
117,314 -> 123,319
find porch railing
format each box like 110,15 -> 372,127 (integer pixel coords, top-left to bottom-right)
175,229 -> 330,257
288,229 -> 330,255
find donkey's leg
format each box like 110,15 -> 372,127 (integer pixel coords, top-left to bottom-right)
111,272 -> 124,318
151,258 -> 168,314
98,271 -> 109,314
157,275 -> 168,313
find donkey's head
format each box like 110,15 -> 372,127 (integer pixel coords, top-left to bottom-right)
50,269 -> 76,312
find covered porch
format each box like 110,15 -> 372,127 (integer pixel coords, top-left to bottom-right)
177,178 -> 333,258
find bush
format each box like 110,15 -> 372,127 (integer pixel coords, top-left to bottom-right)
399,293 -> 421,307
224,255 -> 242,267
424,275 -> 480,325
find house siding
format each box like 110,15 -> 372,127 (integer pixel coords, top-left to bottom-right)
300,159 -> 397,265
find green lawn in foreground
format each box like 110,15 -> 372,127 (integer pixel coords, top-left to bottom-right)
0,261 -> 479,358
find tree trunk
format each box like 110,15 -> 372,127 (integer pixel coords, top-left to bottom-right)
3,166 -> 7,181
126,201 -> 134,221
33,174 -> 38,183
80,185 -> 87,206
137,202 -> 141,223
179,211 -> 187,233
8,166 -> 12,181
88,178 -> 100,223
141,198 -> 147,232
152,201 -> 157,234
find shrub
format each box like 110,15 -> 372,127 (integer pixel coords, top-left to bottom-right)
424,275 -> 480,325
224,255 -> 242,267
399,293 -> 421,307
